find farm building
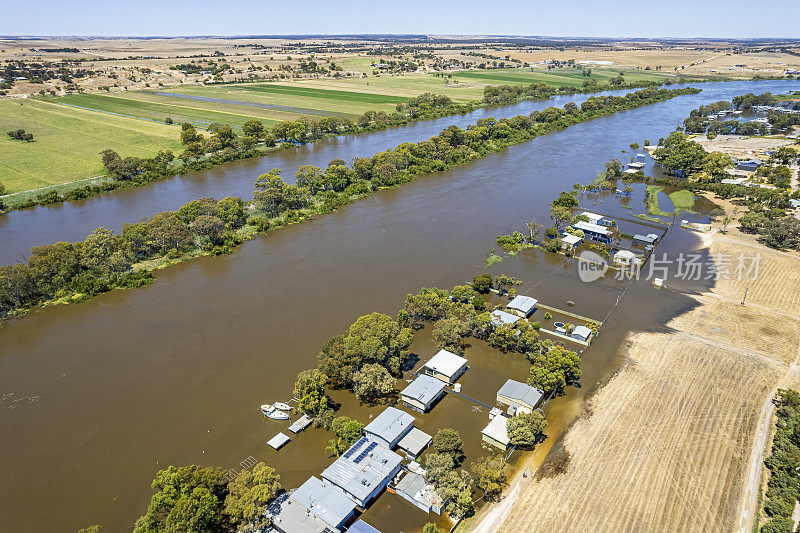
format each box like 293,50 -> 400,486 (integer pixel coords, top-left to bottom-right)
506,295 -> 538,317
497,379 -> 544,414
573,221 -> 611,243
394,470 -> 444,514
490,309 -> 521,327
572,325 -> 592,342
401,375 -> 446,413
364,407 -> 414,449
421,349 -> 468,384
396,427 -> 433,460
290,476 -> 357,531
321,436 -> 403,507
481,413 -> 511,450
561,233 -> 582,250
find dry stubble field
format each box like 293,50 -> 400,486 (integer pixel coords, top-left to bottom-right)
495,236 -> 800,533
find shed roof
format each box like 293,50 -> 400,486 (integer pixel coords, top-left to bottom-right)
268,432 -> 290,450
423,349 -> 468,378
481,415 -> 510,446
562,233 -> 582,245
348,519 -> 382,533
573,325 -> 592,339
581,211 -> 605,223
490,310 -> 521,326
290,477 -> 356,529
401,375 -> 446,405
497,379 -> 543,409
507,295 -> 538,314
321,437 -> 402,503
633,233 -> 657,243
268,493 -> 340,533
396,427 -> 433,457
364,407 -> 414,444
574,221 -> 610,235
614,249 -> 636,262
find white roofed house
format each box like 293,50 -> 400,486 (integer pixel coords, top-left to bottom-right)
289,476 -> 357,530
506,295 -> 538,317
613,249 -> 638,267
481,414 -> 511,450
400,374 -> 446,413
490,309 -> 521,327
573,221 -> 611,243
580,211 -> 606,225
561,233 -> 582,251
364,406 -> 414,449
421,349 -> 468,384
321,436 -> 403,507
572,325 -> 592,343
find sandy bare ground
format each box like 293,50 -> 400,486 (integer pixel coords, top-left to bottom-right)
471,231 -> 800,533
693,135 -> 799,160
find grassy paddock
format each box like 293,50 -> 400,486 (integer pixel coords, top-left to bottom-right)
0,99 -> 183,193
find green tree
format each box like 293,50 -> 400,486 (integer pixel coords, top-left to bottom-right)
422,523 -> 440,533
550,205 -> 573,229
223,462 -> 281,532
293,369 -> 329,415
133,465 -> 229,533
330,416 -> 363,444
77,526 -> 102,533
432,428 -> 464,461
352,363 -> 396,401
472,273 -> 493,293
242,120 -> 265,140
528,345 -> 582,395
325,438 -> 345,457
470,455 -> 507,501
507,411 -> 547,449
432,317 -> 467,352
652,130 -> 707,175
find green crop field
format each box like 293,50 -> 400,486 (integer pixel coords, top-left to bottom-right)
0,99 -> 183,193
453,67 -> 671,87
51,93 -> 284,131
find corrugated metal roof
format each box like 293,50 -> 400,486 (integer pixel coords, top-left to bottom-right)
290,476 -> 355,529
321,438 -> 402,504
401,375 -> 446,405
490,310 -> 520,326
348,519 -> 382,533
507,295 -> 538,313
423,349 -> 468,378
497,379 -> 543,409
396,427 -> 432,457
364,407 -> 414,443
267,432 -> 290,449
574,220 -> 610,235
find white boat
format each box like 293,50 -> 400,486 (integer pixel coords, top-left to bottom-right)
261,404 -> 290,420
273,402 -> 292,411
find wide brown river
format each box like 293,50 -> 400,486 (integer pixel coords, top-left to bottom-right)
1,80 -> 797,532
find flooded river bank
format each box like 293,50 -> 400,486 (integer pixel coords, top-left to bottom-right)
1,80 -> 798,532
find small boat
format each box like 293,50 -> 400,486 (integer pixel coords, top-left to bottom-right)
261,404 -> 290,420
273,402 -> 292,412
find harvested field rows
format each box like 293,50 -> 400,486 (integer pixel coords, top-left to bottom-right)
498,330 -> 783,533
708,241 -> 800,317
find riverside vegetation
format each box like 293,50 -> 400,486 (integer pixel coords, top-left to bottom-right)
0,78 -> 686,211
290,278 -> 565,519
0,86 -> 700,324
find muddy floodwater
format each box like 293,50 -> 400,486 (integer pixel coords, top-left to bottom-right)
1,80 -> 798,532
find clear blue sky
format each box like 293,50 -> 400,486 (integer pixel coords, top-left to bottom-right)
2,0 -> 798,38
